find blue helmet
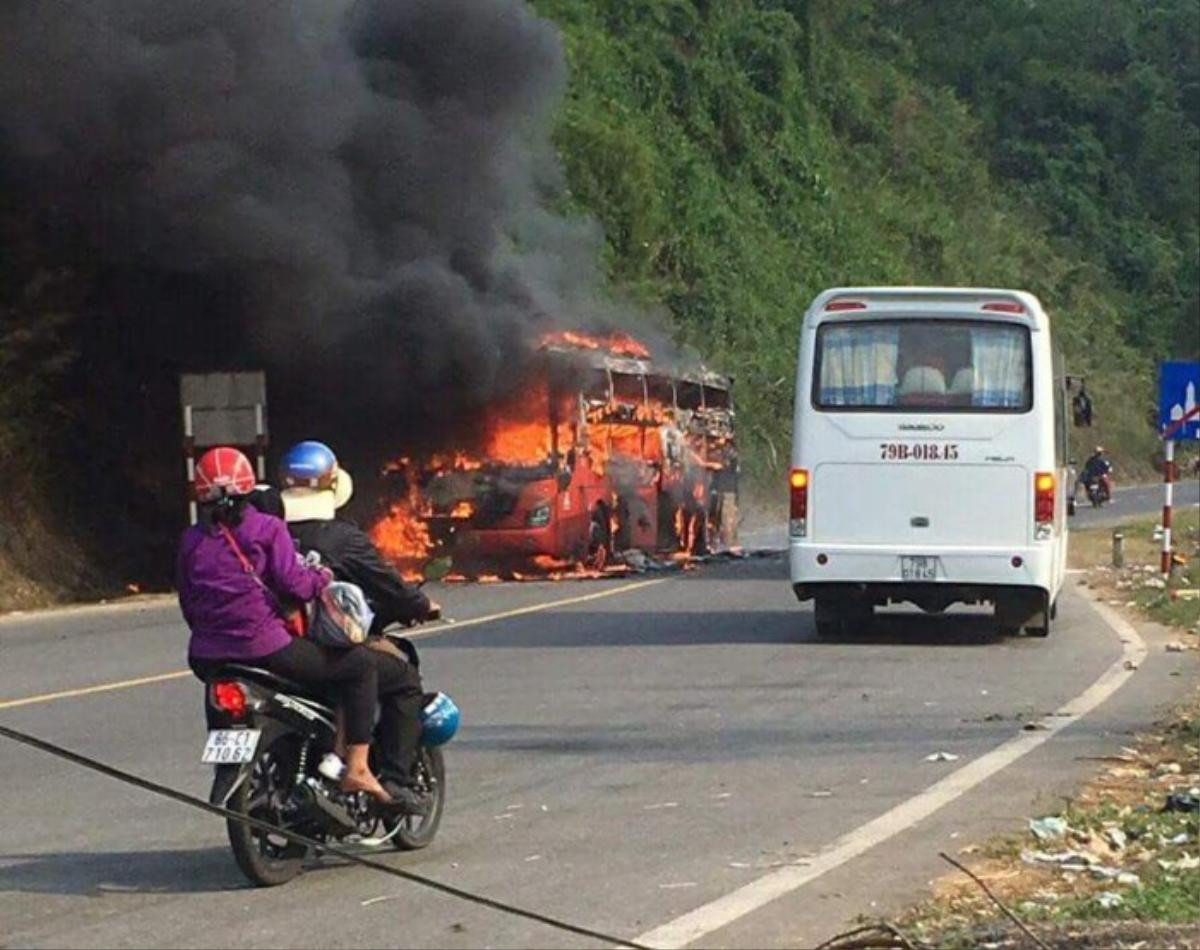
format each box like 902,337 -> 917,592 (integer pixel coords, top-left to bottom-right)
280,440 -> 339,491
420,692 -> 460,747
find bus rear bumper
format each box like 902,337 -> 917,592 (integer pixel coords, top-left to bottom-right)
789,542 -> 1058,608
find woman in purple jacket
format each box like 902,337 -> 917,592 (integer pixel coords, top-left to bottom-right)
178,447 -> 390,804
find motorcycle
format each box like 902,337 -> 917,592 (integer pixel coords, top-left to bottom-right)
200,628 -> 456,887
1084,474 -> 1112,507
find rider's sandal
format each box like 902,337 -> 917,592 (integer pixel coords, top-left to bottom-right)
341,775 -> 394,805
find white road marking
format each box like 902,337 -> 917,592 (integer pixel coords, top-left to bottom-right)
635,596 -> 1147,949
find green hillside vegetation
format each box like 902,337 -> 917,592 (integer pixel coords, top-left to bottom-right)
533,0 -> 1200,488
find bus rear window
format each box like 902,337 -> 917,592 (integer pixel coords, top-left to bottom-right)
813,320 -> 1032,412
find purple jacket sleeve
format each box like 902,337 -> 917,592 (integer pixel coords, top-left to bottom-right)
262,517 -> 328,603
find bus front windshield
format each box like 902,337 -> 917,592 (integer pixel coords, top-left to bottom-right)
814,319 -> 1032,412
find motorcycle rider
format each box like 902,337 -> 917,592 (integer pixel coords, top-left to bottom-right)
1081,445 -> 1114,502
178,447 -> 393,805
280,441 -> 436,813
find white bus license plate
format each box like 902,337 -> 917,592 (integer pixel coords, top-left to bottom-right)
901,556 -> 938,581
201,729 -> 261,764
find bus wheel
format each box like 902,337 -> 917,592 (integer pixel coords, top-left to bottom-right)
813,598 -> 846,639
1027,594 -> 1052,638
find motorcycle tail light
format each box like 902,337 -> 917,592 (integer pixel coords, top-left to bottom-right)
212,681 -> 247,719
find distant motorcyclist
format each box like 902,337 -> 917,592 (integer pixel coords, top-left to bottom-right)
280,440 -> 436,811
1081,445 -> 1114,502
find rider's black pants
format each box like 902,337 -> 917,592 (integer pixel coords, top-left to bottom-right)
370,649 -> 425,783
189,638 -> 378,745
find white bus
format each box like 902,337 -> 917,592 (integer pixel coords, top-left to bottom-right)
789,287 -> 1070,638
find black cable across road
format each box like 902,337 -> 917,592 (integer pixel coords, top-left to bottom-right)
0,723 -> 651,950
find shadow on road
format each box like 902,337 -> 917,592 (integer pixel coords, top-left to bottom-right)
0,847 -> 242,896
822,612 -> 1006,647
428,608 -> 1007,650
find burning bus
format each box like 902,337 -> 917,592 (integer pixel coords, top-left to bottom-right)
371,333 -> 737,578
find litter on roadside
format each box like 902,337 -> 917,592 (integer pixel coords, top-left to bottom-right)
1020,849 -> 1098,870
1163,790 -> 1200,813
1095,891 -> 1123,909
1157,854 -> 1199,871
1089,865 -> 1141,886
1028,816 -> 1069,841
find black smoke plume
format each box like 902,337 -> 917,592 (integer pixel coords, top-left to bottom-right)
1,0 -> 646,522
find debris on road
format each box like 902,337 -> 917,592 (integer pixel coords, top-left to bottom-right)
925,751 -> 960,762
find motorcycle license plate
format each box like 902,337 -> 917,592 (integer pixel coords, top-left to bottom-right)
201,729 -> 261,764
901,556 -> 938,582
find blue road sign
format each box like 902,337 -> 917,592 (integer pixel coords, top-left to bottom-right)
1160,361 -> 1200,440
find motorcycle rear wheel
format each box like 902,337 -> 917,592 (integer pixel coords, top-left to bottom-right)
227,735 -> 308,886
386,746 -> 446,851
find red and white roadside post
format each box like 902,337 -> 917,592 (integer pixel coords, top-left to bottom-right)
1160,400 -> 1200,578
183,404 -> 198,526
1161,438 -> 1175,578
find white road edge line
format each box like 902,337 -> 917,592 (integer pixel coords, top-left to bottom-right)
635,596 -> 1147,950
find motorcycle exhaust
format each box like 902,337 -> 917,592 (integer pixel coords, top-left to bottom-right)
293,777 -> 359,834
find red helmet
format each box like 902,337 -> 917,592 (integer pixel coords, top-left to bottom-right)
195,447 -> 256,502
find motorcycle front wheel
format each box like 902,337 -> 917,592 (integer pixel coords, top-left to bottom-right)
226,734 -> 308,886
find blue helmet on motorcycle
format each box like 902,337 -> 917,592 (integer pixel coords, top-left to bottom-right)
279,441 -> 354,521
420,692 -> 460,747
280,440 -> 338,490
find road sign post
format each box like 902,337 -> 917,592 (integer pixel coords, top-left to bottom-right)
180,372 -> 269,524
1158,362 -> 1200,576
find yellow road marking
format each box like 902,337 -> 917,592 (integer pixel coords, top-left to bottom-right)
0,578 -> 668,710
0,671 -> 193,711
408,578 -> 668,638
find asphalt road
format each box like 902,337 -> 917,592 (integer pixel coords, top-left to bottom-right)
0,546 -> 1194,949
1071,475 -> 1199,528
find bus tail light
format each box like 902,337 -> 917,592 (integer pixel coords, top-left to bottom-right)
790,468 -> 809,537
1034,472 -> 1055,538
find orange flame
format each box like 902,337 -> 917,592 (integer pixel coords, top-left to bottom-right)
370,500 -> 433,581
539,330 -> 651,360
